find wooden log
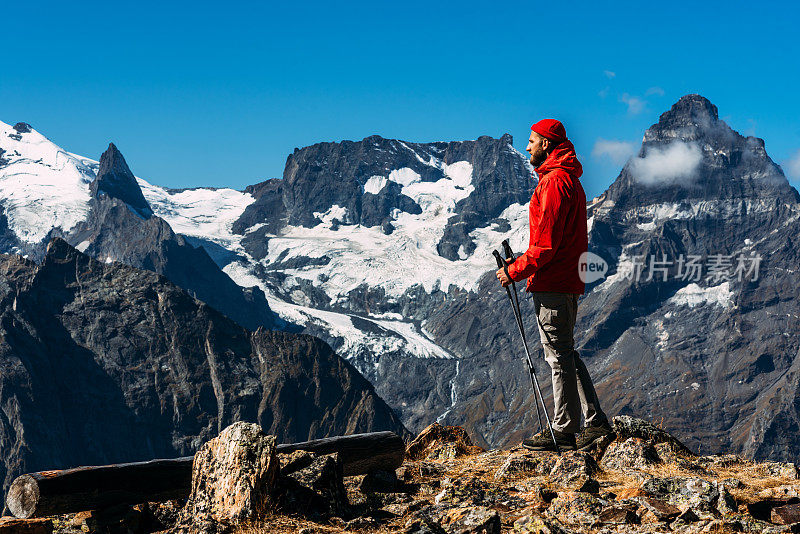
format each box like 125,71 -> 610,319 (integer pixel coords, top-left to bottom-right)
276,430 -> 405,477
6,457 -> 192,519
6,431 -> 404,518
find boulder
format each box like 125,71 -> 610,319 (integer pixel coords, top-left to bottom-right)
635,496 -> 681,522
640,476 -> 720,512
277,452 -> 350,519
495,453 -> 558,479
548,452 -> 600,492
593,504 -> 639,526
545,492 -> 607,526
772,503 -> 800,525
359,469 -> 401,493
180,422 -> 279,529
600,437 -> 660,470
612,416 -> 694,455
406,423 -> 485,461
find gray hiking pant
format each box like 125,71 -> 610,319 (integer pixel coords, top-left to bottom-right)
532,291 -> 608,434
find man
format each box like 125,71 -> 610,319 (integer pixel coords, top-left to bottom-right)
496,119 -> 614,452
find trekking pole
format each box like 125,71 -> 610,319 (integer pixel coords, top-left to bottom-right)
493,248 -> 559,453
494,250 -> 544,435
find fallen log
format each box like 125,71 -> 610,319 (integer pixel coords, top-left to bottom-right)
276,430 -> 405,477
6,431 -> 404,519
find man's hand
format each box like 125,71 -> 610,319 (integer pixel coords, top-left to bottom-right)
496,259 -> 513,287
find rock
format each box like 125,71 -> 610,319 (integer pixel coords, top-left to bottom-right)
441,506 -> 501,533
280,450 -> 315,475
384,498 -> 428,517
181,422 -> 279,528
600,437 -> 660,470
360,469 -> 400,493
701,519 -> 744,532
73,504 -> 147,533
406,423 -> 485,461
548,452 -> 601,492
763,524 -> 800,534
397,465 -> 411,482
717,486 -> 738,516
611,416 -> 694,455
495,453 -> 558,479
672,507 -> 701,526
418,462 -> 446,478
747,499 -> 800,522
404,506 -> 448,534
635,496 -> 681,521
431,476 -> 512,508
0,518 -> 52,534
149,499 -> 183,531
759,485 -> 800,499
594,504 -> 639,525
545,492 -> 607,526
641,476 -> 720,512
772,503 -> 800,525
278,452 -> 349,519
654,442 -> 681,464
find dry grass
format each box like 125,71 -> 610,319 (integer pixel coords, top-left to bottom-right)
228,439 -> 799,534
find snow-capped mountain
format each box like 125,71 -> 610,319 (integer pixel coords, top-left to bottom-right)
3,94 -> 800,461
0,121 -> 277,331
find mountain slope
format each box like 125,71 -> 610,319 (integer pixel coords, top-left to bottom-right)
0,238 -> 407,494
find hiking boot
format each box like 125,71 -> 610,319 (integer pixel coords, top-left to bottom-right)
576,422 -> 616,451
522,429 -> 576,452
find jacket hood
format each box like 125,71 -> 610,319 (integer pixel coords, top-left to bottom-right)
535,140 -> 583,179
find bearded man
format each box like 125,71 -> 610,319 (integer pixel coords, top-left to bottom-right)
496,119 -> 614,451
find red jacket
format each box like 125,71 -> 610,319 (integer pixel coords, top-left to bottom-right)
507,140 -> 588,294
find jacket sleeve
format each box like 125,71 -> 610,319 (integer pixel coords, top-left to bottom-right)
507,176 -> 567,282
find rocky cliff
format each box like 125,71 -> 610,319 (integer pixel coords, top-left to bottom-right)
0,238 -> 407,494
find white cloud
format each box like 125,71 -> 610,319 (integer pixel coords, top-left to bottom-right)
646,86 -> 665,96
629,141 -> 703,186
786,149 -> 800,181
592,138 -> 636,166
620,93 -> 646,115
604,70 -> 616,79
598,86 -> 610,99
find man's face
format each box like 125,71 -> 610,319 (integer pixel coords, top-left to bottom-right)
526,132 -> 549,167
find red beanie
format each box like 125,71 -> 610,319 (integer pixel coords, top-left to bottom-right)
531,119 -> 567,144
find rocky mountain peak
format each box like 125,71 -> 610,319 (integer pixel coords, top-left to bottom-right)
90,143 -> 153,219
600,95 -> 799,209
660,93 -> 719,124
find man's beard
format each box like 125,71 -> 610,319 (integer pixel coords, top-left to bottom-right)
530,148 -> 547,167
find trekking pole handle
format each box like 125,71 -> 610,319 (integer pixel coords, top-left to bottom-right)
501,239 -> 515,261
492,249 -> 505,269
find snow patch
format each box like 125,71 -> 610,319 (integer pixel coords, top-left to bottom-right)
363,175 -> 387,195
668,282 -> 734,309
139,181 -> 255,251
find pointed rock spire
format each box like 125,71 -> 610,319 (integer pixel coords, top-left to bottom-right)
90,143 -> 153,219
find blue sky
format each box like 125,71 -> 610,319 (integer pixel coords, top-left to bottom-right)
3,0 -> 800,199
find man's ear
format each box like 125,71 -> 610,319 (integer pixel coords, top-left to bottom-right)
541,137 -> 551,152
